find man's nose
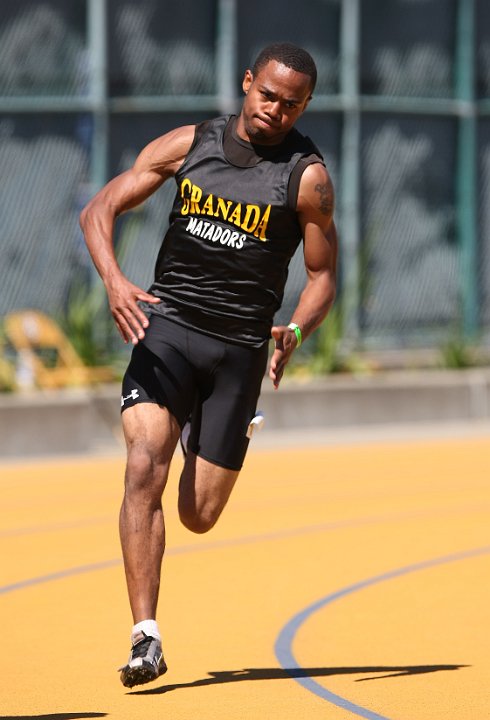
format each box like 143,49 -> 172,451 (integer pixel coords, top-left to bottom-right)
266,101 -> 281,119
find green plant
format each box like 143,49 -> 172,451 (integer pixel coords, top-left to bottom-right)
440,335 -> 476,369
286,300 -> 373,377
0,322 -> 15,392
59,279 -> 112,367
308,303 -> 345,374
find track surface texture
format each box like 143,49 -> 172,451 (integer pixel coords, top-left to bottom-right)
1,429 -> 489,719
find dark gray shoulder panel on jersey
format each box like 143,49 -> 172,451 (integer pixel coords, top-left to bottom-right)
186,119 -> 211,155
179,115 -> 230,171
287,153 -> 325,209
186,125 -> 200,155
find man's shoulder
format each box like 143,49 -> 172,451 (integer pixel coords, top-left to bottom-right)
184,114 -> 232,155
286,127 -> 323,159
194,114 -> 232,137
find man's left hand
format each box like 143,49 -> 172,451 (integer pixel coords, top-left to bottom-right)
268,325 -> 298,390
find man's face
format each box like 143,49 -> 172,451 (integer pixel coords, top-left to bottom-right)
238,60 -> 312,145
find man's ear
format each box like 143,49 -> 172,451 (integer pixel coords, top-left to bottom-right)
242,69 -> 253,94
303,94 -> 313,110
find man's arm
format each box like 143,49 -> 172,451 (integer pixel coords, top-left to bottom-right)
79,125 -> 196,345
269,162 -> 337,388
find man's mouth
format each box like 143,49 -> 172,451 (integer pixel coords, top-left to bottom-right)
255,115 -> 279,130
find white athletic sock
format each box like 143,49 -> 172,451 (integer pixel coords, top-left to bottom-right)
132,619 -> 161,642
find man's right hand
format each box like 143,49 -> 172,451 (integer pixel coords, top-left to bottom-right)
79,125 -> 196,346
106,274 -> 160,345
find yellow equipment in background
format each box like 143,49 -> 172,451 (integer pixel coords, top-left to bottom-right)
4,309 -> 115,390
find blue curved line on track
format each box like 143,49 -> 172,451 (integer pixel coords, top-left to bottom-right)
2,531 -> 489,718
275,544 -> 490,720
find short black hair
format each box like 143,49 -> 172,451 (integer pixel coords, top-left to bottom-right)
252,43 -> 317,93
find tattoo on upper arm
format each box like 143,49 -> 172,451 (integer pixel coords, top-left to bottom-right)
314,182 -> 333,217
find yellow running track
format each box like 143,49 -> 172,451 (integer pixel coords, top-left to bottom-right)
1,430 -> 489,720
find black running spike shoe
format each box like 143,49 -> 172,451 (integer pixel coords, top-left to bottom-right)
119,631 -> 167,688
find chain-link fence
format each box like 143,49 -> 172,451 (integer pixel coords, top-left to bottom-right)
1,0 -> 489,365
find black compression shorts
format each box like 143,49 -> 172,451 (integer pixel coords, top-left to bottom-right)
121,315 -> 269,471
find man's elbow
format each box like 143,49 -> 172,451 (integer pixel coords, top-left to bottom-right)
79,201 -> 93,233
79,196 -> 108,233
323,294 -> 336,323
79,207 -> 87,232
323,272 -> 337,310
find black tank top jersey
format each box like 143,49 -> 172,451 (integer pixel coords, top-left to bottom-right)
149,114 -> 324,347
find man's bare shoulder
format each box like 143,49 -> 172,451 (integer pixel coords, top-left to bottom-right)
297,162 -> 335,219
134,124 -> 197,178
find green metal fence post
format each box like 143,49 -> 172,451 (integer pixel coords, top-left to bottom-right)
87,0 -> 109,346
455,0 -> 478,338
217,0 -> 238,115
88,0 -> 108,192
339,0 -> 361,348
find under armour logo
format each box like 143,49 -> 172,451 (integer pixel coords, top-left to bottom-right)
121,388 -> 140,406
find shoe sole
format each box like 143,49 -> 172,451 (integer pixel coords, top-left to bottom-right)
121,661 -> 168,688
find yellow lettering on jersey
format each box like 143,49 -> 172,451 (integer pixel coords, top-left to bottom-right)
189,184 -> 203,214
253,204 -> 271,241
180,178 -> 271,240
241,204 -> 261,233
180,178 -> 192,215
214,196 -> 233,221
228,203 -> 242,226
201,194 -> 215,216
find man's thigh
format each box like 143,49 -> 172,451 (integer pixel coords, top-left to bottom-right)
121,317 -> 197,428
122,403 -> 182,500
122,402 -> 181,457
189,339 -> 268,470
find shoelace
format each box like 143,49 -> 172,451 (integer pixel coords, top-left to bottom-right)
131,636 -> 154,660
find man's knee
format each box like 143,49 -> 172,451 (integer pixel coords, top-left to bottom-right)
125,446 -> 155,483
178,502 -> 220,534
124,445 -> 169,500
178,455 -> 239,534
122,403 -> 180,496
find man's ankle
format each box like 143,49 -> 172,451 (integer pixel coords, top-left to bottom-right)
132,619 -> 161,642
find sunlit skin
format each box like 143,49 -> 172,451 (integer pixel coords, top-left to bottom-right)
79,53 -> 337,639
236,60 -> 313,146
